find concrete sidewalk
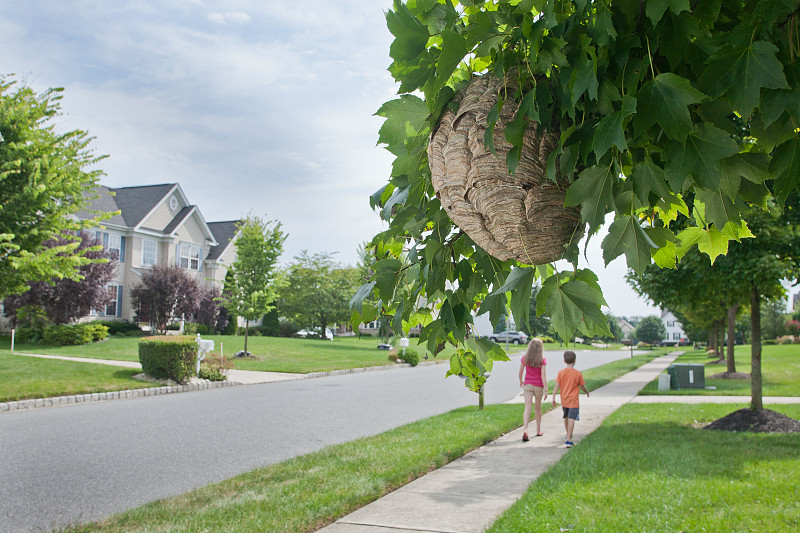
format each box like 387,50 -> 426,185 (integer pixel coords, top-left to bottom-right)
318,353 -> 683,533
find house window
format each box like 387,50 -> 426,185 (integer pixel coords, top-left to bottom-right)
142,239 -> 158,267
179,242 -> 202,271
102,284 -> 122,317
95,231 -> 125,262
673,332 -> 681,340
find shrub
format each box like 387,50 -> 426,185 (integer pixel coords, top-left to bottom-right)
42,323 -> 106,345
237,326 -> 262,337
777,335 -> 796,345
198,352 -> 232,382
401,348 -> 420,367
259,309 -> 280,337
166,322 -> 181,331
139,335 -> 197,383
94,320 -> 142,337
278,318 -> 299,338
14,326 -> 43,344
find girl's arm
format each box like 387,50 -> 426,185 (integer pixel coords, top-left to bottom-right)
541,365 -> 548,400
518,359 -> 525,387
552,382 -> 560,405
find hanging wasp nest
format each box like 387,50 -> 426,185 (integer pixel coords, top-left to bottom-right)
428,71 -> 584,264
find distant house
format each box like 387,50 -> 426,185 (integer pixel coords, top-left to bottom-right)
660,309 -> 686,346
75,183 -> 240,323
617,318 -> 635,340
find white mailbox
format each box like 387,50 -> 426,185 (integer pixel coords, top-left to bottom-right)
195,333 -> 215,376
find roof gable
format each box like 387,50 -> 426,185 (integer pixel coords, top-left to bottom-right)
207,220 -> 241,260
112,184 -> 178,227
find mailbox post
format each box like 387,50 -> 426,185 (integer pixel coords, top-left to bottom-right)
195,333 -> 215,377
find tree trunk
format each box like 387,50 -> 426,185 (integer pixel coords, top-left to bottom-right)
726,304 -> 738,374
717,319 -> 725,361
244,318 -> 249,356
478,385 -> 485,410
708,326 -> 716,355
751,286 -> 763,412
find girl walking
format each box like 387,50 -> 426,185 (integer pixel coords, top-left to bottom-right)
518,338 -> 547,441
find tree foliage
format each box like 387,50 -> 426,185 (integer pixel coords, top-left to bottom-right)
2,232 -> 116,325
281,251 -> 360,339
0,76 -> 109,298
351,0 -> 800,392
217,215 -> 286,353
635,315 -> 666,344
130,264 -> 200,334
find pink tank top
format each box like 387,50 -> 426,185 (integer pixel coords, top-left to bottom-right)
523,357 -> 547,387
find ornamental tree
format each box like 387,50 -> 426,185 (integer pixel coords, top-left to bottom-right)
130,264 -> 200,334
217,215 -> 286,355
351,0 -> 800,392
2,232 -> 116,325
0,76 -> 108,299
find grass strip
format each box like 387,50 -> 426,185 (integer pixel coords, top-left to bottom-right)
0,353 -> 159,402
639,344 -> 800,397
488,403 -> 800,532
63,352 -> 661,532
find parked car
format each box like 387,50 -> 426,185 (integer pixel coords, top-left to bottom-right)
295,328 -> 334,340
488,330 -> 529,344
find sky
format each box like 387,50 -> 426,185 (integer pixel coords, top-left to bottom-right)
4,0 -> 788,319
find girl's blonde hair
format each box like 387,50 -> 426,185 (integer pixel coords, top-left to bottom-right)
523,338 -> 544,367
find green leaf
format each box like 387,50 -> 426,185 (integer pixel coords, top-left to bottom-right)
695,188 -> 745,229
702,41 -> 789,117
434,29 -> 470,93
635,73 -> 706,141
593,94 -> 636,159
664,123 -> 739,191
631,158 -> 671,205
544,278 -> 611,342
769,137 -> 800,206
645,0 -> 690,25
696,226 -> 730,264
386,3 -> 429,61
349,281 -> 376,314
489,265 -> 535,296
570,58 -> 598,106
376,95 -> 430,149
564,164 -> 616,233
601,215 -> 656,274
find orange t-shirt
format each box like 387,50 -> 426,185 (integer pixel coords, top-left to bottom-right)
555,367 -> 585,408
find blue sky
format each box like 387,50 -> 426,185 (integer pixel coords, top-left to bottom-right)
0,0 -> 692,318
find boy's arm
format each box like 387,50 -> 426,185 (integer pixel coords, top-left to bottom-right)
580,384 -> 589,397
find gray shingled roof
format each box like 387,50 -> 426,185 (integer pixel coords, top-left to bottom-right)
163,206 -> 195,234
112,184 -> 176,227
76,186 -> 126,226
207,220 -> 241,260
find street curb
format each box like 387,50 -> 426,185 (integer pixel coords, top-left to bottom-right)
0,359 -> 445,413
0,380 -> 239,413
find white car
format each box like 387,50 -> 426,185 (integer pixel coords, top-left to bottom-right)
295,328 -> 333,340
488,331 -> 529,344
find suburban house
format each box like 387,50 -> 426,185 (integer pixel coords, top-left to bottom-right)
75,183 -> 240,323
616,318 -> 635,340
660,309 -> 686,346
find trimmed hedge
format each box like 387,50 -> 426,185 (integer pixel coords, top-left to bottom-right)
139,335 -> 198,384
94,320 -> 142,337
42,323 -> 109,346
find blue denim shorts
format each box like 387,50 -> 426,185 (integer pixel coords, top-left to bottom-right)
562,407 -> 580,420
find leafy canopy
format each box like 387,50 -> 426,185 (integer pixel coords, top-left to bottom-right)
0,76 -> 109,298
352,0 -> 800,392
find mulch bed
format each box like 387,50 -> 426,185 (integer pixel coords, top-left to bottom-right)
704,408 -> 800,433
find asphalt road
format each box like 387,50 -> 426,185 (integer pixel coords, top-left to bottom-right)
0,348 -> 633,533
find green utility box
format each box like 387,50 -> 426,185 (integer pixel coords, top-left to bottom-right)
667,363 -> 705,389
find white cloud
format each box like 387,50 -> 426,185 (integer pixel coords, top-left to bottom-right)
207,11 -> 251,24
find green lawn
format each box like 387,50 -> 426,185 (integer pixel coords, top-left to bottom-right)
0,352 -> 160,402
488,403 -> 800,532
640,344 -> 800,396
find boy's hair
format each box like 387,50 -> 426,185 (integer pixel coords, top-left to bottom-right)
563,350 -> 576,364
523,338 -> 544,367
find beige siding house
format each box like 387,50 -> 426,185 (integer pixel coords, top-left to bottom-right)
77,183 -> 240,323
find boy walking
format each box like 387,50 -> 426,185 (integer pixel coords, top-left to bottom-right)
552,351 -> 589,448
